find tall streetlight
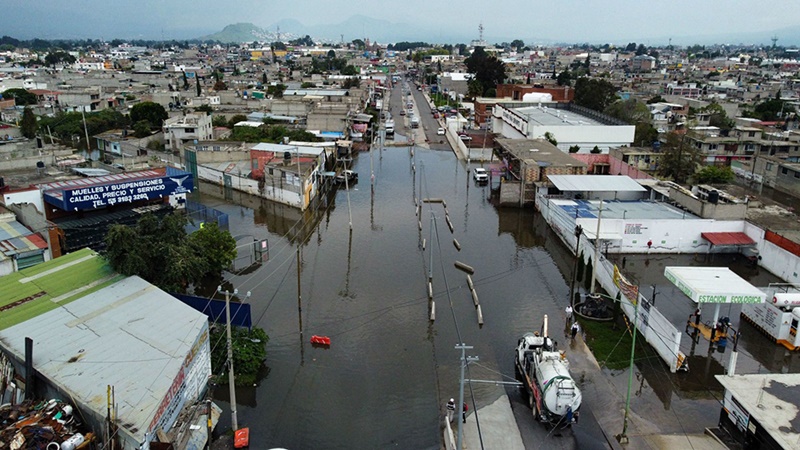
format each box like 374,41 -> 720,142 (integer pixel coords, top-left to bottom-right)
589,200 -> 604,294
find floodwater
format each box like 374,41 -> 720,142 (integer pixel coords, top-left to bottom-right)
197,147 -> 572,449
195,143 -> 800,448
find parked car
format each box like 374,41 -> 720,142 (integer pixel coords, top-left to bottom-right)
473,168 -> 488,183
459,134 -> 473,141
433,113 -> 440,119
399,110 -> 406,116
335,170 -> 358,185
437,128 -> 445,135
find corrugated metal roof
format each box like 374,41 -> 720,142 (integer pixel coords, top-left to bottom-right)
701,232 -> 756,247
547,175 -> 647,192
0,276 -> 208,442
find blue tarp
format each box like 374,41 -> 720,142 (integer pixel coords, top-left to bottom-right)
171,293 -> 252,329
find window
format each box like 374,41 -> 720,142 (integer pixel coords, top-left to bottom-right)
766,163 -> 774,171
251,159 -> 258,169
185,128 -> 195,133
782,167 -> 789,175
708,144 -> 718,151
748,131 -> 756,137
794,171 -> 799,179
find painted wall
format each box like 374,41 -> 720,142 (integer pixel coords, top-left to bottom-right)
2,188 -> 45,214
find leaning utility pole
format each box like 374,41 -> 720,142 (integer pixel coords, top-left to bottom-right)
455,344 -> 477,450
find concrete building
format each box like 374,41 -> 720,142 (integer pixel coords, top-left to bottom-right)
0,248 -> 214,450
163,113 -> 213,152
495,138 -> 587,206
716,373 -> 800,450
492,102 -> 635,154
0,203 -> 50,275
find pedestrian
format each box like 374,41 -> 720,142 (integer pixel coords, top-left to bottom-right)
462,402 -> 468,423
446,398 -> 455,422
571,321 -> 580,340
565,305 -> 573,326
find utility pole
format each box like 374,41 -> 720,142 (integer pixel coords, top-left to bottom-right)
618,289 -> 639,444
569,225 -> 583,306
456,344 -> 477,450
217,287 -> 251,432
589,200 -> 604,294
81,107 -> 91,154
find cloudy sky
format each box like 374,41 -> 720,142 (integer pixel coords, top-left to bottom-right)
2,0 -> 799,45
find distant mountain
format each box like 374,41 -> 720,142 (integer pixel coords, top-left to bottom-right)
200,23 -> 274,43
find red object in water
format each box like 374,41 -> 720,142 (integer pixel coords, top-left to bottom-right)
311,335 -> 331,346
234,427 -> 250,448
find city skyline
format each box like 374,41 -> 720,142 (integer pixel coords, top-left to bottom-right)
1,0 -> 800,46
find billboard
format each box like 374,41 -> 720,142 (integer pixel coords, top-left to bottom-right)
55,172 -> 193,211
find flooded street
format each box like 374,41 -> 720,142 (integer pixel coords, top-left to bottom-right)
197,146 -> 572,449
195,141 -> 800,448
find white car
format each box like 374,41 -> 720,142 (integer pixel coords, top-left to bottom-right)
473,168 -> 488,183
437,128 -> 445,135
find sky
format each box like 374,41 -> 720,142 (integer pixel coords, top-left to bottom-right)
2,0 -> 800,45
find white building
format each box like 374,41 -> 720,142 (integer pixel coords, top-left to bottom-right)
492,103 -> 635,154
163,114 -> 213,152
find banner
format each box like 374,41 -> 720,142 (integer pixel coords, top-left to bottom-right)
613,265 -> 639,305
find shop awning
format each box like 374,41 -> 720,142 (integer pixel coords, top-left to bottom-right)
701,232 -> 755,247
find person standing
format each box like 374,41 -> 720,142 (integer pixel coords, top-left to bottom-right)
571,321 -> 580,340
565,304 -> 573,326
462,402 -> 468,423
446,398 -> 455,422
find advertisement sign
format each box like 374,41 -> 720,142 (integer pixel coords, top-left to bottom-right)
59,173 -> 193,211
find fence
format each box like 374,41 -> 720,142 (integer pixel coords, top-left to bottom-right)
185,200 -> 229,231
538,192 -> 685,372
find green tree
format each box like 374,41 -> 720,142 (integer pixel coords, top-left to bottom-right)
634,123 -> 659,147
212,115 -> 229,128
590,145 -> 602,154
261,72 -> 268,85
694,166 -> 734,184
341,65 -> 358,75
351,39 -> 365,50
271,41 -> 287,51
2,88 -> 37,105
44,50 -> 76,67
657,133 -> 702,184
646,95 -> 665,104
130,101 -> 168,129
210,325 -> 268,385
544,132 -> 558,146
104,213 -> 236,292
228,114 -> 247,128
556,70 -> 572,87
342,77 -> 360,89
568,145 -> 581,153
300,81 -> 316,88
573,77 -> 618,112
266,83 -> 287,98
20,107 -> 37,139
510,39 -> 525,50
194,104 -> 213,115
604,99 -> 650,124
188,222 -> 236,276
464,47 -> 506,98
132,120 -> 151,138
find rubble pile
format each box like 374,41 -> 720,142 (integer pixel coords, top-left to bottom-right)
0,399 -> 93,450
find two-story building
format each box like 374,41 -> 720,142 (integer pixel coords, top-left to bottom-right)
163,113 -> 213,152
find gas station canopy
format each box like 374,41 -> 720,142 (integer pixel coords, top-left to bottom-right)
664,267 -> 766,304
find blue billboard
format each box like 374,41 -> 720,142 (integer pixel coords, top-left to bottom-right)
48,170 -> 193,211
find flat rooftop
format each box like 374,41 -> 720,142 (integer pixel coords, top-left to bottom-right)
551,199 -> 698,220
516,105 -> 605,127
496,138 -> 587,168
716,373 -> 800,449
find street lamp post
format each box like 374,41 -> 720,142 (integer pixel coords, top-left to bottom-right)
569,225 -> 583,307
589,200 -> 604,294
618,290 -> 639,444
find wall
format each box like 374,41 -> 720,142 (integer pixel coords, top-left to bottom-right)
669,188 -> 748,220
194,150 -> 251,164
608,157 -> 655,180
196,165 -> 303,209
2,188 -> 45,214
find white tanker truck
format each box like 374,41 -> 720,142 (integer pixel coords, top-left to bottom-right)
514,315 -> 582,426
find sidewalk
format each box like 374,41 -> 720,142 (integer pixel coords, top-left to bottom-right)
446,393 -> 525,450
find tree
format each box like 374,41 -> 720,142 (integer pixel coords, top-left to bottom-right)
194,104 -> 213,115
266,83 -> 287,98
510,39 -> 525,50
228,114 -> 247,128
634,123 -> 659,147
657,132 -> 702,184
590,145 -> 602,154
210,325 -> 268,385
341,65 -> 358,75
20,107 -> 37,139
646,95 -> 665,104
130,101 -> 168,129
1,88 -> 37,105
604,99 -> 649,124
182,71 -> 189,90
104,213 -> 236,292
44,50 -> 75,68
694,166 -> 734,184
213,79 -> 227,90
342,77 -> 360,89
464,47 -> 506,98
573,77 -> 618,112
568,145 -> 581,153
351,39 -> 365,50
300,82 -> 315,88
556,70 -> 572,86
133,120 -> 151,138
544,132 -> 558,146
261,72 -> 268,85
271,41 -> 287,51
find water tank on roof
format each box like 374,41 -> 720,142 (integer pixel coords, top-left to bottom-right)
522,92 -> 552,103
707,190 -> 720,204
284,151 -> 292,161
